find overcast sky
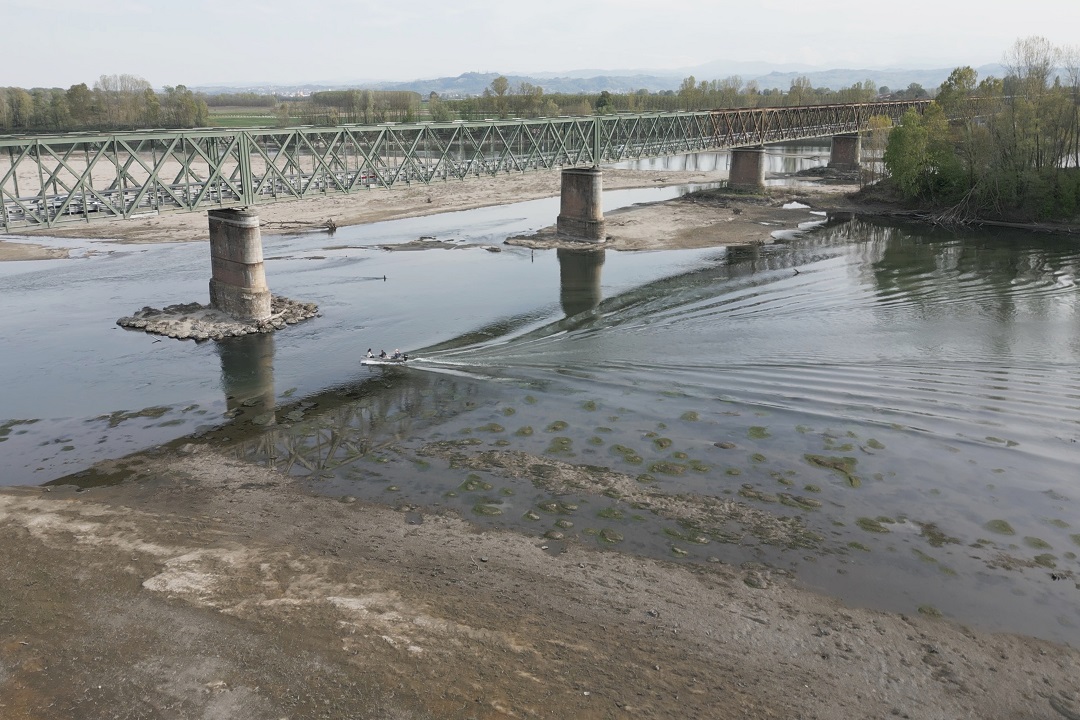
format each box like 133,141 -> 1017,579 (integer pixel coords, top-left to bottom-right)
6,0 -> 1079,89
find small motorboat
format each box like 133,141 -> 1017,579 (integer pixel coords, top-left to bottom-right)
361,356 -> 409,366
361,349 -> 409,366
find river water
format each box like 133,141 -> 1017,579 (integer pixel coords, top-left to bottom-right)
2,149 -> 1079,646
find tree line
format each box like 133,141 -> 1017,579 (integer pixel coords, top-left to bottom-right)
882,37 -> 1080,222
0,74 -> 210,132
3,70 -> 928,135
429,75 -> 903,121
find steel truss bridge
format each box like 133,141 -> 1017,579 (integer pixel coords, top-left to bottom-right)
1,100 -> 930,231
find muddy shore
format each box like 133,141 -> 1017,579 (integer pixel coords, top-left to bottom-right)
3,169 -> 1080,719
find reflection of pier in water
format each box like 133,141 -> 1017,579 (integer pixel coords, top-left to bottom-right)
219,334 -> 277,423
558,248 -> 605,318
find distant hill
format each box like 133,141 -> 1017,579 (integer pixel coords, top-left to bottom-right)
195,63 -> 1008,98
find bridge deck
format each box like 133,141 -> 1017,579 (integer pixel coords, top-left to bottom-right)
1,101 -> 929,230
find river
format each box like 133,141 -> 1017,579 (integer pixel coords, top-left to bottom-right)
1,148 -> 1079,647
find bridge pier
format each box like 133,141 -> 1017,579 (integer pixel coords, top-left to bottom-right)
557,167 -> 605,242
208,208 -> 271,322
728,146 -> 765,191
828,133 -> 862,171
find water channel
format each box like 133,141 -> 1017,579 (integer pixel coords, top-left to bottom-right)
2,144 -> 1079,647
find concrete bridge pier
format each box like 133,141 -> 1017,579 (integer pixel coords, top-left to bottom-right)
208,208 -> 271,322
557,167 -> 605,242
829,133 -> 862,171
728,146 -> 766,191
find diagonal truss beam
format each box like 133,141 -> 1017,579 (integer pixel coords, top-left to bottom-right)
0,100 -> 932,230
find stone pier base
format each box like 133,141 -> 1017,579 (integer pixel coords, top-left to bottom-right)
556,167 -> 605,242
829,133 -> 862,171
729,147 -> 765,191
208,208 -> 271,322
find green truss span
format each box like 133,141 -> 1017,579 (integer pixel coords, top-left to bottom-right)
0,101 -> 929,231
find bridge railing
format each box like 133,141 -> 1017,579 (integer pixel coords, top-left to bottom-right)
1,100 -> 931,231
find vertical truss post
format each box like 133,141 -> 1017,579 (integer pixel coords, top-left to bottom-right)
592,116 -> 601,167
239,132 -> 255,207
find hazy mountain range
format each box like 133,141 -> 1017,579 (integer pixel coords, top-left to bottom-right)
195,62 -> 1008,97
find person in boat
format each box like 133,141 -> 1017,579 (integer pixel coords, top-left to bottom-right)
379,350 -> 387,358
366,348 -> 374,358
392,349 -> 401,360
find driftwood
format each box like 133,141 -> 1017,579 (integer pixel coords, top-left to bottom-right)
261,219 -> 337,234
852,204 -> 1078,236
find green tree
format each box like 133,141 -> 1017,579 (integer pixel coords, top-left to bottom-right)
883,109 -> 929,198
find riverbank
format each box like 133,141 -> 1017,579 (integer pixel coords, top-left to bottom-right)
2,448 -> 1078,720
0,167 -> 854,260
4,169 -> 1080,719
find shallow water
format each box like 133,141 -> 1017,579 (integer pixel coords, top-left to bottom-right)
2,167 -> 1079,646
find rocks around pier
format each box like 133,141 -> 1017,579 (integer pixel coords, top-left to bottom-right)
116,296 -> 319,342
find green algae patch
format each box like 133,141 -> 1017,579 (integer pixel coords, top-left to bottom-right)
804,454 -> 860,487
514,426 -> 534,437
1071,534 -> 1080,547
1023,536 -> 1052,550
918,605 -> 942,618
97,407 -> 171,428
524,395 -> 538,404
856,517 -> 890,533
751,453 -> 767,463
523,511 -> 541,521
779,493 -> 822,511
984,519 -> 1016,536
545,420 -> 569,432
472,504 -> 503,516
748,426 -> 770,440
555,519 -> 574,529
918,522 -> 961,548
803,484 -> 821,493
847,541 -> 871,552
476,423 -> 505,433
1034,554 -> 1057,568
653,437 -> 673,450
796,425 -> 813,434
636,473 -> 657,484
587,436 -> 605,446
649,461 -> 688,476
688,460 -> 711,473
739,486 -> 778,503
581,400 -> 598,412
611,444 -> 643,465
680,411 -> 700,422
599,528 -> 624,544
866,439 -> 885,450
546,436 -> 574,456
595,426 -> 613,433
672,451 -> 688,460
725,468 -> 742,477
537,501 -> 578,515
1046,518 -> 1070,529
460,475 -> 493,492
597,507 -> 624,520
501,407 -> 517,416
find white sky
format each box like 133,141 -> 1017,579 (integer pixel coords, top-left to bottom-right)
6,0 -> 1079,88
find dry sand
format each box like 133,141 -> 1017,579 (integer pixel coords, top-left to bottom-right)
3,170 -> 1078,719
